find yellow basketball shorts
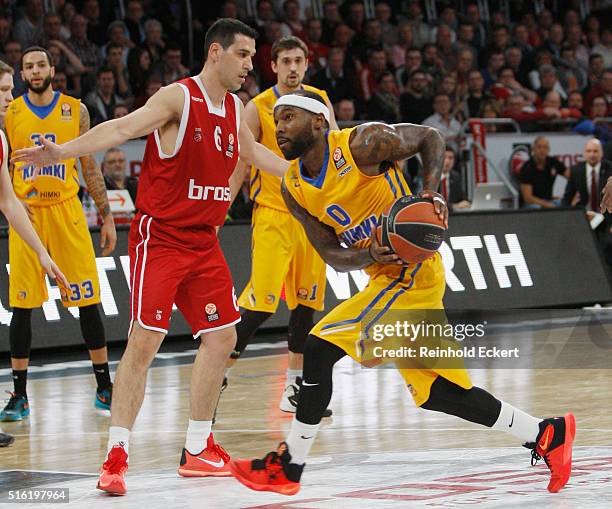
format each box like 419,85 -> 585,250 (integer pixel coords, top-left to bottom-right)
311,253 -> 472,406
9,195 -> 101,308
238,204 -> 326,313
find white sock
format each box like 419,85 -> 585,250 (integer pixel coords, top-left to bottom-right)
492,401 -> 541,443
285,418 -> 320,465
286,369 -> 301,387
224,367 -> 232,379
107,426 -> 130,456
185,419 -> 212,454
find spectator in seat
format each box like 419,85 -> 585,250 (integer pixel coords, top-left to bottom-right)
0,16 -> 13,50
311,47 -> 354,104
400,70 -> 432,124
321,0 -> 341,44
85,67 -> 123,125
502,93 -> 560,130
102,147 -> 138,204
133,75 -> 162,109
346,1 -> 366,34
52,69 -> 77,97
439,147 -> 470,210
481,50 -> 505,89
112,103 -> 129,118
330,23 -> 354,54
465,3 -> 487,49
2,40 -> 26,96
367,71 -> 400,123
565,24 -> 589,69
68,14 -> 102,74
375,1 -> 398,47
305,18 -> 328,72
463,69 -> 492,118
423,93 -> 462,146
592,28 -> 612,68
127,46 -> 151,98
334,98 -> 356,122
347,18 -> 383,67
104,42 -> 131,99
535,64 -> 567,102
519,136 -> 566,208
542,23 -> 564,59
567,90 -> 584,114
253,21 -> 283,89
491,66 -> 537,104
140,19 -> 165,65
478,99 -> 501,132
395,48 -> 422,90
585,69 -> 612,116
124,0 -> 145,45
13,0 -> 44,49
104,20 -> 133,64
358,48 -> 389,102
281,0 -> 306,41
153,43 -> 189,86
82,0 -> 107,46
591,96 -> 610,119
388,23 -> 414,70
543,91 -> 581,120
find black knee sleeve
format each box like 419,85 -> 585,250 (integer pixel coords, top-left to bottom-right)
421,377 -> 502,427
296,335 -> 346,425
287,305 -> 314,354
79,305 -> 106,350
230,309 -> 272,359
9,308 -> 32,359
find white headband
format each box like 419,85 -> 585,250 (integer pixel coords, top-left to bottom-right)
274,94 -> 330,123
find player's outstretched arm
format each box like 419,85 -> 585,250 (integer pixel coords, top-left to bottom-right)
230,100 -> 261,205
0,149 -> 69,289
12,84 -> 183,166
350,122 -> 447,225
238,101 -> 289,177
281,181 -> 401,272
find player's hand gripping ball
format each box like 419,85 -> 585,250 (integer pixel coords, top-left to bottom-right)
376,195 -> 447,263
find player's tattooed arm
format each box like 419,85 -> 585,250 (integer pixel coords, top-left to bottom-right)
349,122 -> 445,190
350,122 -> 448,226
281,181 -> 401,271
79,102 -> 117,255
79,103 -> 110,218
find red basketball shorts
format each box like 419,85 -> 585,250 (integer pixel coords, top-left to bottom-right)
128,213 -> 240,338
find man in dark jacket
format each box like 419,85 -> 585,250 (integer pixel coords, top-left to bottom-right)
101,147 -> 138,204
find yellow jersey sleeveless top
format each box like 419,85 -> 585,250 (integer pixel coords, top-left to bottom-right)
6,92 -> 81,206
283,127 -> 415,277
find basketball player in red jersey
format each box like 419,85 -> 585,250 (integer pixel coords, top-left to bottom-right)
0,60 -> 68,447
15,19 -> 290,495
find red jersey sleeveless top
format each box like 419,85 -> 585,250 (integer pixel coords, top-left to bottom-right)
136,76 -> 240,228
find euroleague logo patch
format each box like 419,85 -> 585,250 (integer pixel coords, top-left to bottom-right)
61,102 -> 72,120
194,127 -> 202,143
205,303 -> 219,322
333,147 -> 346,169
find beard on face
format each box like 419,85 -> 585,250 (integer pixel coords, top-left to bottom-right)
279,127 -> 315,160
26,74 -> 52,94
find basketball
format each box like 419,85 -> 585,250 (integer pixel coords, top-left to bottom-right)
376,195 -> 446,264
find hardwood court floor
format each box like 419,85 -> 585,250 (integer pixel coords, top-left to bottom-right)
0,323 -> 611,508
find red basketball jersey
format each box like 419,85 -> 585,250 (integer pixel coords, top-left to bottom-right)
136,76 -> 241,228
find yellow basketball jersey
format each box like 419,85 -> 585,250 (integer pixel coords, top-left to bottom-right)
283,127 -> 414,278
250,84 -> 330,211
6,92 -> 81,206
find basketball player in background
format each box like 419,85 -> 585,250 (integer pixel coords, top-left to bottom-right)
231,91 -> 576,496
225,36 -> 337,414
15,19 -> 291,495
0,60 -> 68,446
1,47 -> 116,424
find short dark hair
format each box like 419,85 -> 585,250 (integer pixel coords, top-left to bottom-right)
22,46 -> 53,67
96,66 -> 114,78
204,18 -> 257,61
106,42 -> 123,53
271,35 -> 308,62
164,42 -> 182,54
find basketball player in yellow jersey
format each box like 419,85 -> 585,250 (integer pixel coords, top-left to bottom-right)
225,36 -> 337,413
231,90 -> 576,496
0,60 -> 68,446
1,47 -> 117,423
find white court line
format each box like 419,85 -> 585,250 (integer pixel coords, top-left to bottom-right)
9,428 -> 612,437
0,468 -> 97,476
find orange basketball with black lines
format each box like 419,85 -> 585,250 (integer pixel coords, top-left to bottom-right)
377,195 -> 446,263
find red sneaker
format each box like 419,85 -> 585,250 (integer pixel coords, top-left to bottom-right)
230,442 -> 303,496
178,433 -> 232,477
97,444 -> 128,495
530,413 -> 576,493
